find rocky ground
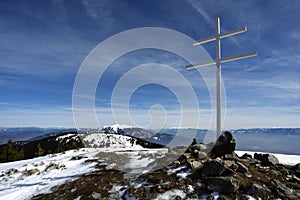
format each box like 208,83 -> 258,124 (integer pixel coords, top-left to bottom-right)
32,132 -> 300,199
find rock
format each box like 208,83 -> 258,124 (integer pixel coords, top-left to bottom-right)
218,195 -> 232,200
254,153 -> 279,166
293,163 -> 300,178
229,163 -> 239,171
191,138 -> 197,145
198,151 -> 207,159
240,153 -> 252,160
250,183 -> 270,197
185,143 -> 209,160
173,160 -> 181,167
222,161 -> 239,176
224,152 -> 239,160
206,176 -> 239,194
273,179 -> 294,198
224,160 -> 235,168
236,162 -> 248,173
267,154 -> 279,165
209,131 -> 236,159
221,168 -> 235,177
182,153 -> 192,159
200,160 -> 227,177
188,160 -> 203,170
292,174 -> 300,183
186,143 -> 209,153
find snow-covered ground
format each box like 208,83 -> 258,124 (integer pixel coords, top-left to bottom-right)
0,146 -> 168,200
0,146 -> 299,200
0,148 -> 100,200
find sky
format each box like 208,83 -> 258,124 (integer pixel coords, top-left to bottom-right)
0,0 -> 299,129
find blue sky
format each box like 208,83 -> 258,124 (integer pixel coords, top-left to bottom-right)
0,0 -> 299,129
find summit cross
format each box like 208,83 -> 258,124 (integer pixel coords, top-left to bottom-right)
186,17 -> 257,138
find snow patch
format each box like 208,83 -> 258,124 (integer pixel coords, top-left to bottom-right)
154,189 -> 186,200
92,191 -> 101,199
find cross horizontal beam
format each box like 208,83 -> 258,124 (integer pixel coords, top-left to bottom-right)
220,51 -> 257,63
193,27 -> 247,46
186,51 -> 257,69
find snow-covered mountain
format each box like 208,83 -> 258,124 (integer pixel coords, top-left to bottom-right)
80,132 -> 142,148
79,131 -> 163,149
101,124 -> 155,138
103,124 -> 135,132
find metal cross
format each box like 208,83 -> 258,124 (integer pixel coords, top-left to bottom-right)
186,17 -> 257,138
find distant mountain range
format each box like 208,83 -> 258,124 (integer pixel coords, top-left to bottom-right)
1,126 -> 299,154
0,127 -> 77,144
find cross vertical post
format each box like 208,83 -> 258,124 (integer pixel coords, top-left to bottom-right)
186,17 -> 257,139
216,17 -> 221,138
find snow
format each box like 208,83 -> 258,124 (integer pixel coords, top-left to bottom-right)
177,171 -> 190,179
187,184 -> 194,193
103,124 -> 135,132
81,132 -> 143,148
167,165 -> 186,174
236,151 -> 300,165
0,148 -> 99,200
55,133 -> 76,141
113,148 -> 168,176
154,189 -> 186,200
92,191 -> 101,199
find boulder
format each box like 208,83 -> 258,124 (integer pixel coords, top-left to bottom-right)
188,160 -> 203,170
217,195 -> 232,200
206,176 -> 239,194
293,163 -> 300,178
224,152 -> 239,160
236,162 -> 248,173
186,143 -> 209,153
197,151 -> 208,159
209,131 -> 236,158
254,153 -> 279,166
240,153 -> 252,160
249,183 -> 270,197
273,179 -> 294,198
200,160 -> 227,177
182,153 -> 192,159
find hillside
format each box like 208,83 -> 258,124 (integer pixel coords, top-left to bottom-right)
0,132 -> 84,163
0,130 -> 163,164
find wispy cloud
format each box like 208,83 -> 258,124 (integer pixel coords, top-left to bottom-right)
0,105 -> 74,128
187,0 -> 215,27
0,102 -> 18,106
82,0 -> 114,30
